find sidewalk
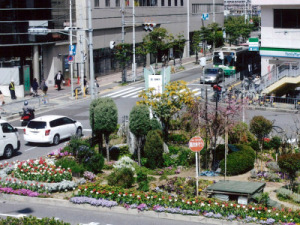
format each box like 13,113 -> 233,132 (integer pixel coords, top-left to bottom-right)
1,56 -> 199,120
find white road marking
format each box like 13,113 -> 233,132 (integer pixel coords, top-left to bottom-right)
25,147 -> 36,152
0,213 -> 27,218
194,91 -> 202,96
122,88 -> 144,98
103,87 -> 137,97
110,87 -> 144,98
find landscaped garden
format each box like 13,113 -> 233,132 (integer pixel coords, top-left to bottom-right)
1,83 -> 300,224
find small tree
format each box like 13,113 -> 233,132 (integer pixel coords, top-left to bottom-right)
278,153 -> 300,190
92,97 -> 118,161
144,130 -> 164,169
129,105 -> 151,166
114,43 -> 132,83
138,80 -> 197,141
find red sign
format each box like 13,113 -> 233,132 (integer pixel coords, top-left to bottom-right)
68,55 -> 74,62
189,136 -> 204,152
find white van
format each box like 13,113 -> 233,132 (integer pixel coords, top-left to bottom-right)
0,120 -> 20,158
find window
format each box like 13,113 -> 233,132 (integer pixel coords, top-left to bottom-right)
138,0 -> 157,6
1,123 -> 15,133
106,0 -> 110,7
168,0 -> 171,6
181,0 -> 183,6
116,0 -> 120,7
161,0 -> 164,6
274,9 -> 300,28
174,0 -> 177,6
94,0 -> 99,7
28,121 -> 46,129
62,117 -> 74,124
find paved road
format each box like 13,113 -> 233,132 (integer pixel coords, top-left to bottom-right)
0,199 -> 213,225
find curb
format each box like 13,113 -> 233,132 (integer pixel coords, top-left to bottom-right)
0,193 -> 259,225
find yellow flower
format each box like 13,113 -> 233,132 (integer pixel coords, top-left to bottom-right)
198,189 -> 202,192
180,186 -> 183,189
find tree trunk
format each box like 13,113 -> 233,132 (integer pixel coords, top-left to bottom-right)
105,135 -> 110,162
97,132 -> 103,154
137,137 -> 141,166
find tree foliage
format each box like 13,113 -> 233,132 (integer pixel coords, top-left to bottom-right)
250,116 -> 273,141
278,153 -> 300,189
144,130 -> 164,169
138,80 -> 197,141
129,104 -> 151,165
90,97 -> 118,161
114,43 -> 132,83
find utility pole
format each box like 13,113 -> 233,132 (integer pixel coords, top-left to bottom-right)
69,0 -> 74,98
205,86 -> 208,170
88,0 -> 95,99
244,0 -> 247,24
121,2 -> 126,83
213,0 -> 215,23
132,0 -> 136,82
186,0 -> 190,57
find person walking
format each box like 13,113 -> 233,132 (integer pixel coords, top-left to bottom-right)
54,71 -> 64,91
41,79 -> 48,95
9,79 -> 16,100
31,78 -> 39,97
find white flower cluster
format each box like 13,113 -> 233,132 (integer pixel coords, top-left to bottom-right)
113,156 -> 135,172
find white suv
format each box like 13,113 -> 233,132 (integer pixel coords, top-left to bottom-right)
24,115 -> 83,145
0,120 -> 20,158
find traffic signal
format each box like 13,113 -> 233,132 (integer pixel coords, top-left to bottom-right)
110,41 -> 115,49
213,84 -> 222,92
143,23 -> 156,31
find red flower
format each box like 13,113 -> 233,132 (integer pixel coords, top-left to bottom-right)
168,196 -> 172,200
102,190 -> 106,194
93,189 -> 96,192
162,196 -> 165,200
153,195 -> 157,199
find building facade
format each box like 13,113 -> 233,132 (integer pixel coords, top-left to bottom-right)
252,0 -> 300,76
224,0 -> 260,16
0,0 -> 224,88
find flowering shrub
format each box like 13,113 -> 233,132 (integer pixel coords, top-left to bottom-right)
113,156 -> 135,172
73,183 -> 300,224
0,215 -> 71,225
70,196 -> 118,207
12,158 -> 72,182
103,161 -> 115,170
151,166 -> 181,176
0,187 -> 40,197
48,148 -> 71,159
83,171 -> 96,182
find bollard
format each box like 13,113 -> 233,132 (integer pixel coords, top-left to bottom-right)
75,89 -> 78,99
83,87 -> 86,97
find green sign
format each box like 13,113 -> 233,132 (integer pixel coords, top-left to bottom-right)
23,65 -> 31,94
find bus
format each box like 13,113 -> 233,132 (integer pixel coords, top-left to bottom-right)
213,46 -> 261,79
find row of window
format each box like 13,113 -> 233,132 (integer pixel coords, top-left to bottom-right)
95,0 -> 184,7
274,9 -> 300,29
192,4 -> 224,14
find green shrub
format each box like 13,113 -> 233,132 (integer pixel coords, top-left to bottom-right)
168,133 -> 189,144
168,145 -> 181,154
119,145 -> 130,157
220,144 -> 255,176
177,148 -> 195,167
55,157 -> 85,176
163,153 -> 177,167
149,118 -> 162,131
249,140 -> 260,152
67,136 -> 91,156
144,130 -> 164,169
137,170 -> 149,191
107,167 -> 135,188
0,216 -> 70,225
84,153 -> 104,174
75,145 -> 95,164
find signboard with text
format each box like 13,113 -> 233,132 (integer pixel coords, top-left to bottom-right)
189,136 -> 205,152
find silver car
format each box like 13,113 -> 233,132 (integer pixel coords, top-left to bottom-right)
200,68 -> 224,84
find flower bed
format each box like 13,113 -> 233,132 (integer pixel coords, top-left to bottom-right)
150,166 -> 181,176
0,186 -> 41,197
72,183 -> 300,224
12,158 -> 72,182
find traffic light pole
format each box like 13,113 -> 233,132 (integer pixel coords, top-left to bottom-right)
69,0 -> 74,98
132,0 -> 136,82
88,0 -> 95,99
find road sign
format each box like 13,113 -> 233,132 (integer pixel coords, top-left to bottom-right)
68,55 -> 74,62
69,45 -> 76,56
189,136 -> 205,152
202,13 -> 209,21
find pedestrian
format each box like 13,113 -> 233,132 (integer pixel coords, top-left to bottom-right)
54,71 -> 64,91
9,79 -> 16,100
41,79 -> 48,95
31,78 -> 39,97
254,75 -> 261,92
0,91 -> 5,105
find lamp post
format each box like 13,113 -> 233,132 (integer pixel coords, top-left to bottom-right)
69,0 -> 74,98
88,0 -> 95,99
186,0 -> 190,57
132,0 -> 136,82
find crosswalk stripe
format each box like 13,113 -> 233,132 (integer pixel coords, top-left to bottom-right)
194,91 -> 202,96
103,87 -> 137,97
122,88 -> 144,97
109,87 -> 143,98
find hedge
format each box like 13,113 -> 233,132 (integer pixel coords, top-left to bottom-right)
219,144 -> 255,176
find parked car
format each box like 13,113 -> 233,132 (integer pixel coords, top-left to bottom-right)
24,115 -> 83,145
200,67 -> 224,84
0,120 -> 20,158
